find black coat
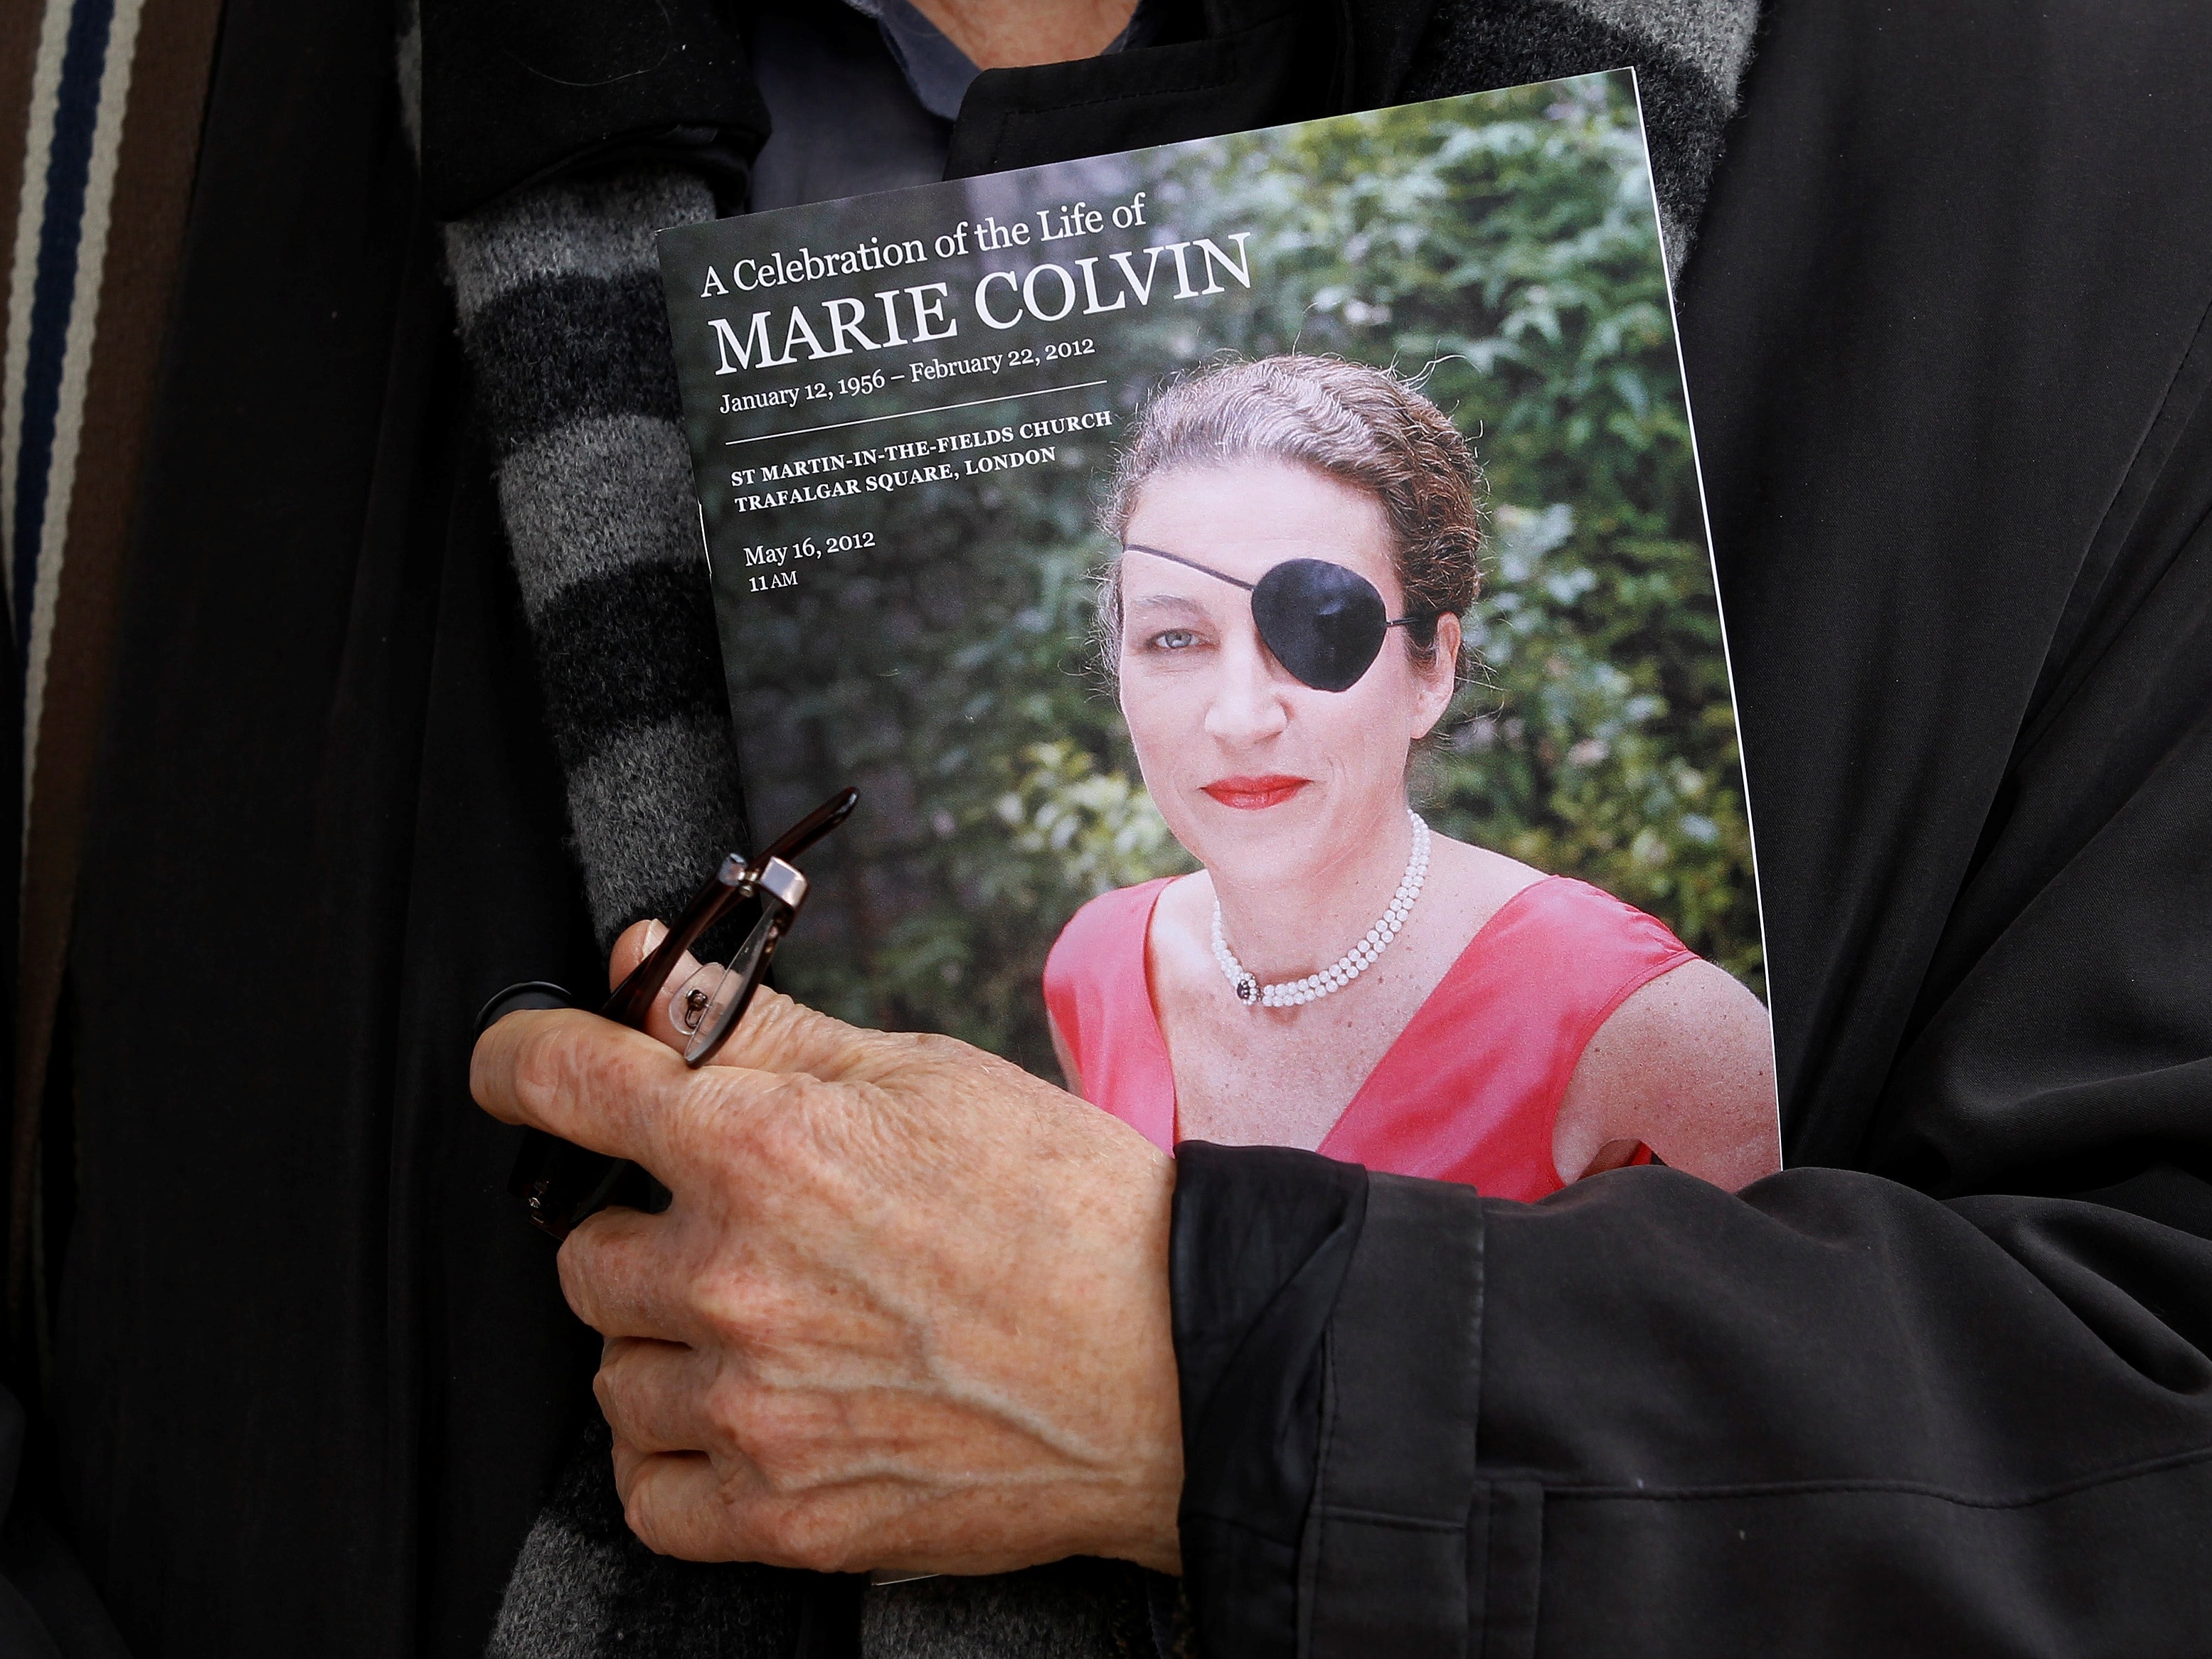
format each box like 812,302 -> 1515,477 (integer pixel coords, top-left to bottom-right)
1178,2 -> 2212,1653
39,0 -> 2212,1654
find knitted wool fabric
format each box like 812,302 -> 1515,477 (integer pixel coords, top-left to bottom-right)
443,170 -> 750,952
449,2 -> 1765,1653
1403,0 -> 1764,275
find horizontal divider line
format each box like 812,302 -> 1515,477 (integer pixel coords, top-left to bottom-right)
723,379 -> 1111,445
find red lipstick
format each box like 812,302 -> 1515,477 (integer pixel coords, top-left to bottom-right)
1202,774 -> 1309,810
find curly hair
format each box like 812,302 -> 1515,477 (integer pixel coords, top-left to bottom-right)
1098,354 -> 1484,672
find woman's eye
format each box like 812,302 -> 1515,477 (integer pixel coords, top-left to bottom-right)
1147,629 -> 1201,652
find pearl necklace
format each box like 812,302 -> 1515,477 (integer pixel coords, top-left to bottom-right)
1211,811 -> 1430,1008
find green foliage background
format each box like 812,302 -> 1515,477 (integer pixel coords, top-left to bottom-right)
728,74 -> 1761,1083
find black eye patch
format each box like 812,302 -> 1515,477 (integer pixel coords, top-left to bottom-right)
1123,545 -> 1418,692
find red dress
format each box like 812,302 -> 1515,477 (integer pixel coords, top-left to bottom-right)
1042,874 -> 1696,1200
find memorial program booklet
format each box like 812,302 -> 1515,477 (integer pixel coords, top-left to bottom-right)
656,72 -> 1777,1190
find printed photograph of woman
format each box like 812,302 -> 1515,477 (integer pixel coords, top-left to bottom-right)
1044,356 -> 1781,1196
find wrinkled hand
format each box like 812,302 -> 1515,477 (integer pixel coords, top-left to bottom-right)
470,922 -> 1184,1577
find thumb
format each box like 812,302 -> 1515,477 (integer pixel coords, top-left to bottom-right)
608,919 -> 711,1055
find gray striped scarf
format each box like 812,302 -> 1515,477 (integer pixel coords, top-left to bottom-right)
442,1 -> 1763,1652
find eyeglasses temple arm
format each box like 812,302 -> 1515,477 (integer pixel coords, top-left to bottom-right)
761,784 -> 860,865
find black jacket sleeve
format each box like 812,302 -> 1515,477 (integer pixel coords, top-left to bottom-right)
418,0 -> 768,217
1174,1156 -> 2212,1658
1174,0 -> 2212,1651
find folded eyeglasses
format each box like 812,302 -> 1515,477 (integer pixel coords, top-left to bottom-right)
477,786 -> 858,1239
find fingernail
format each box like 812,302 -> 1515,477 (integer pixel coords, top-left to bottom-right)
642,920 -> 669,951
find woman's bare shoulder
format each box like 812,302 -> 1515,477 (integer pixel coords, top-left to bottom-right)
1147,868 -> 1213,937
1423,832 -> 1548,925
1554,959 -> 1782,1190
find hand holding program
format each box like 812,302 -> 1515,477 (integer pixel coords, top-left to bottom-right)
470,941 -> 1185,1579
